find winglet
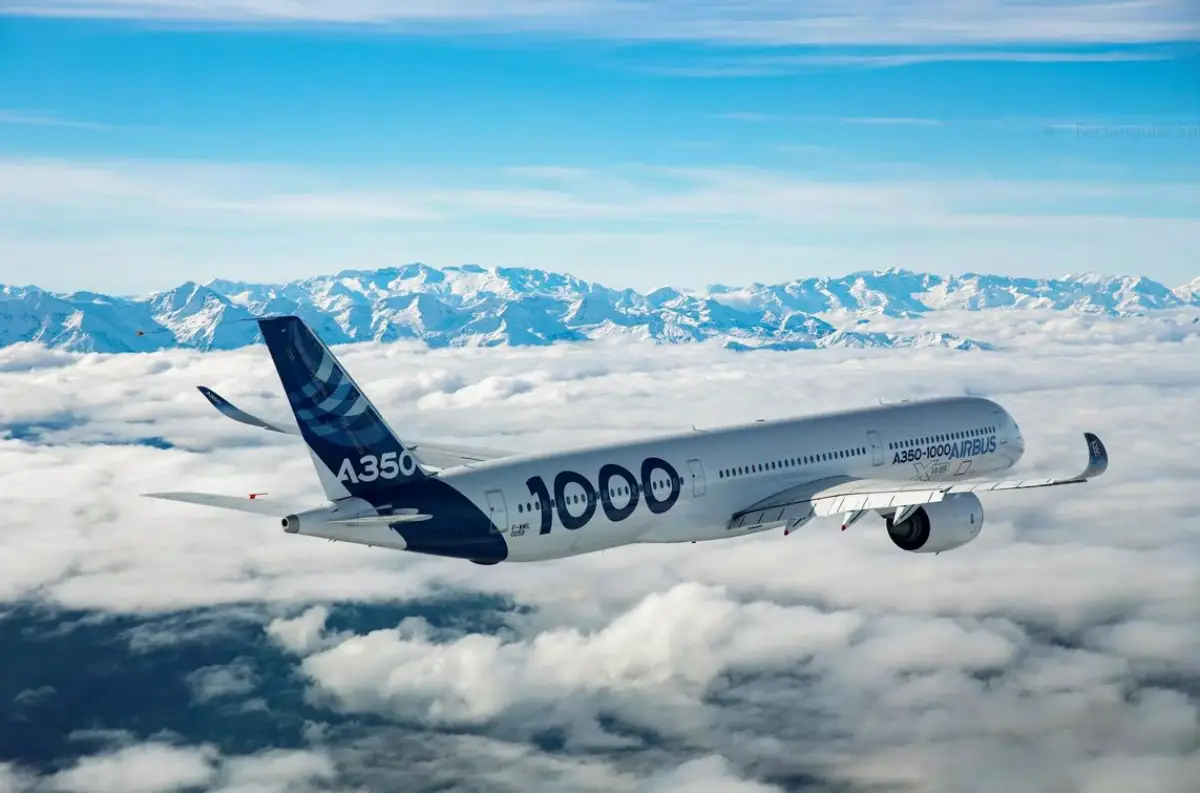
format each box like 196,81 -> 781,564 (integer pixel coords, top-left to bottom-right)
1080,432 -> 1108,480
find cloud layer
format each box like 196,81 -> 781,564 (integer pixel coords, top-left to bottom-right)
5,1 -> 1198,45
2,158 -> 1197,294
1,311 -> 1198,791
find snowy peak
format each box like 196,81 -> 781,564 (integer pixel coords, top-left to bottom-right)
1,264 -> 1196,354
1173,276 -> 1200,303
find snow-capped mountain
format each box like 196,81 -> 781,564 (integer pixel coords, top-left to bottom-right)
2,264 -> 1197,354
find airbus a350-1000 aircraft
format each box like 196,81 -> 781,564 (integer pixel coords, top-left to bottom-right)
145,316 -> 1110,565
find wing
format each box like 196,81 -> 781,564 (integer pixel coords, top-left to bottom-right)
143,491 -> 308,517
730,432 -> 1108,531
196,385 -> 512,468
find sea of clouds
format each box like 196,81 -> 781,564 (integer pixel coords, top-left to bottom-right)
1,309 -> 1198,793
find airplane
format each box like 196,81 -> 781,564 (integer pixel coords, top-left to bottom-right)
143,315 -> 1109,565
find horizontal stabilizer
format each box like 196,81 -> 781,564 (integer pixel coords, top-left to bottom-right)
142,491 -> 307,518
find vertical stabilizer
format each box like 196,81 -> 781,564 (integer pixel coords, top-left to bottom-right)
257,315 -> 428,501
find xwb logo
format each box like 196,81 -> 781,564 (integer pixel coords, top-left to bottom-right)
337,451 -> 417,484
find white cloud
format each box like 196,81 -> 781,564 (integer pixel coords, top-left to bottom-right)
5,1 -> 1197,45
0,764 -> 35,793
1,313 -> 1199,791
635,756 -> 785,793
210,749 -> 337,793
48,742 -> 219,793
1,158 -> 1197,294
3,742 -> 345,793
185,660 -> 259,703
272,583 -> 860,727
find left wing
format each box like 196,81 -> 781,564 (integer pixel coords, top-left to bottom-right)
730,432 -> 1108,531
196,385 -> 512,469
143,491 -> 308,517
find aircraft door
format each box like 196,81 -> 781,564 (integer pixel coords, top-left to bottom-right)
485,489 -> 509,534
867,431 -> 884,466
687,458 -> 706,497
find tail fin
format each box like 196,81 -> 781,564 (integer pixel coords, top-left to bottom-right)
257,315 -> 428,501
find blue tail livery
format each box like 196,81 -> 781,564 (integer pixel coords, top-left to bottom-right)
257,315 -> 428,500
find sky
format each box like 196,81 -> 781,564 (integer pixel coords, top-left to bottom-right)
0,2 -> 1198,294
1,309 -> 1198,792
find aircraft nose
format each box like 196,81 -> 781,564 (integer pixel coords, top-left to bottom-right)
1007,414 -> 1026,458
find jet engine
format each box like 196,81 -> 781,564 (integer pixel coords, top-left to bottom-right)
884,493 -> 983,553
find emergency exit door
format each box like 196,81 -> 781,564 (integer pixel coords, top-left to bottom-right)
485,490 -> 509,533
867,431 -> 884,466
687,458 -> 706,496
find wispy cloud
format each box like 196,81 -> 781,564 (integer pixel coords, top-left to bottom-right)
775,143 -> 835,154
643,46 -> 1186,76
0,109 -> 111,131
843,116 -> 945,126
3,157 -> 1197,230
4,1 -> 1199,45
713,112 -> 778,122
0,158 -> 1197,292
788,47 -> 1186,67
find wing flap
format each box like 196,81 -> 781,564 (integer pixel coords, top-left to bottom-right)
729,432 -> 1108,530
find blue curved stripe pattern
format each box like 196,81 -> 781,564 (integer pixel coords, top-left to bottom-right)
257,316 -> 426,497
256,315 -> 508,564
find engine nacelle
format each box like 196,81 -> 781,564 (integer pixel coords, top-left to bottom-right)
885,493 -> 984,553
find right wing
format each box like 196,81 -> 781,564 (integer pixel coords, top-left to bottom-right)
730,432 -> 1109,530
196,385 -> 513,468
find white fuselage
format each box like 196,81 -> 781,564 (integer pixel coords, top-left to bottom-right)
432,396 -> 1022,562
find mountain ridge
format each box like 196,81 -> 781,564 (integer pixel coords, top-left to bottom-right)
2,264 -> 1197,354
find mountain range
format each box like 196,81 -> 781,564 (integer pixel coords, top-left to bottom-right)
2,265 -> 1198,355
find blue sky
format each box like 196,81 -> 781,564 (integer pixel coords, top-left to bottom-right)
0,1 -> 1197,294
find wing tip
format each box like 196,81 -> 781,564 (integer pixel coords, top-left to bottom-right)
196,385 -> 227,407
1081,432 -> 1108,479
